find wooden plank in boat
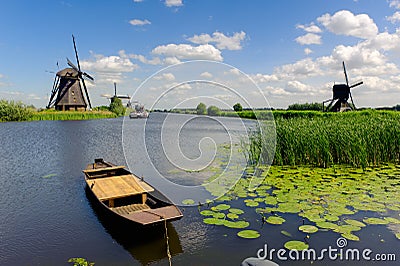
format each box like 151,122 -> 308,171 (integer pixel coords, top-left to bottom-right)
124,206 -> 183,225
83,165 -> 126,173
86,174 -> 152,200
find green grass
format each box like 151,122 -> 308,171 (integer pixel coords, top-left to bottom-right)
247,110 -> 400,167
27,110 -> 117,121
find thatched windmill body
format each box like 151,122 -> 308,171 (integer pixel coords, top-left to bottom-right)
323,62 -> 363,112
47,35 -> 93,111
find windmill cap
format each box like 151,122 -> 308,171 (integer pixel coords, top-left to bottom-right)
56,68 -> 79,78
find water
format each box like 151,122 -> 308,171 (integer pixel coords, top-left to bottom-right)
0,114 -> 398,265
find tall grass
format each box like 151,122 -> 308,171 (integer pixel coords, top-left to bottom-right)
248,110 -> 400,167
27,110 -> 117,121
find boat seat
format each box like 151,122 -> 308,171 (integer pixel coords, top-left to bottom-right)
111,203 -> 150,215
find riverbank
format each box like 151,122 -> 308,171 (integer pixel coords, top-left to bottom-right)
27,110 -> 117,121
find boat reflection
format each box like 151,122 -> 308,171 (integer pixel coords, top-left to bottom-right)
85,187 -> 183,265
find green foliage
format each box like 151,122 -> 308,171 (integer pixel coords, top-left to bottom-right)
28,110 -> 117,121
288,102 -> 324,111
233,102 -> 243,112
92,105 -> 110,112
109,97 -> 126,116
0,100 -> 33,122
247,110 -> 400,167
207,105 -> 221,116
196,102 -> 207,115
68,257 -> 95,266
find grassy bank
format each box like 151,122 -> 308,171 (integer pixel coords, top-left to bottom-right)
247,110 -> 400,168
27,110 -> 117,121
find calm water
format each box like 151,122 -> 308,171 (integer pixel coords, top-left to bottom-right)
0,113 -> 398,265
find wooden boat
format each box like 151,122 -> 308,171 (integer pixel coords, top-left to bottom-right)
83,158 -> 183,226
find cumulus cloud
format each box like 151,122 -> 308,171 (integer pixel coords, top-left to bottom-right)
200,71 -> 213,78
317,10 -> 378,39
165,0 -> 182,7
129,19 -> 151,26
154,73 -> 176,81
295,33 -> 322,45
152,43 -> 223,61
304,48 -> 313,55
296,23 -> 322,33
387,11 -> 400,23
389,0 -> 400,9
187,31 -> 246,50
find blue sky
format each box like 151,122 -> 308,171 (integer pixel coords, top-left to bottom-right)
1,0 -> 400,109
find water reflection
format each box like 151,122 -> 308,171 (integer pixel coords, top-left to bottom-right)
85,187 -> 183,265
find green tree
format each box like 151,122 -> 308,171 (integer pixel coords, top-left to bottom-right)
0,100 -> 33,122
109,97 -> 126,116
196,102 -> 207,115
233,102 -> 243,112
207,105 -> 221,116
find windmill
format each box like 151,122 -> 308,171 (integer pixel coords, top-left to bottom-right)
323,61 -> 363,112
101,82 -> 130,104
47,35 -> 94,111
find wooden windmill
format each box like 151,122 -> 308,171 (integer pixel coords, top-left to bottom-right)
47,35 -> 94,111
323,62 -> 363,112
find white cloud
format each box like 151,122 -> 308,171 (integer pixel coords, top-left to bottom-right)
129,19 -> 151,26
152,43 -> 223,61
133,0 -> 143,2
387,11 -> 400,23
317,10 -> 378,39
389,0 -> 400,9
200,71 -> 213,78
188,31 -> 246,50
296,23 -> 322,33
295,33 -> 322,45
165,0 -> 182,7
154,73 -> 176,81
304,48 -> 313,55
82,53 -> 138,73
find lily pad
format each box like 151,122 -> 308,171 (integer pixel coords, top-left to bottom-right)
341,233 -> 360,241
182,199 -> 195,205
227,213 -> 239,220
384,217 -> 400,224
224,220 -> 249,229
281,230 -> 292,237
213,203 -> 231,211
42,173 -> 57,179
316,221 -> 339,230
299,225 -> 318,233
395,233 -> 400,240
203,217 -> 225,225
229,208 -> 244,215
237,229 -> 260,239
344,219 -> 366,228
363,217 -> 389,225
284,240 -> 309,250
266,216 -> 286,225
244,200 -> 259,207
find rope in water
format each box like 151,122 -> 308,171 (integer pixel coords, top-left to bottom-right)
164,217 -> 172,266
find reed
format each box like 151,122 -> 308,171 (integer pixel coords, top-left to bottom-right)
247,110 -> 400,167
28,110 -> 117,121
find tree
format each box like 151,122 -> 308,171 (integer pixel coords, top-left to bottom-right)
196,102 -> 207,115
109,97 -> 126,116
233,102 -> 243,112
207,105 -> 221,116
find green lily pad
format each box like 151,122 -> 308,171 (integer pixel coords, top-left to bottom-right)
384,217 -> 400,224
395,233 -> 400,240
299,225 -> 318,233
237,230 -> 260,239
244,200 -> 259,207
182,199 -> 195,205
266,216 -> 286,225
42,173 -> 57,179
284,240 -> 309,250
213,204 -> 231,211
316,221 -> 339,230
203,217 -> 225,225
229,208 -> 244,215
341,233 -> 360,241
224,220 -> 250,229
281,230 -> 292,237
363,217 -> 389,225
344,219 -> 366,228
227,213 -> 239,220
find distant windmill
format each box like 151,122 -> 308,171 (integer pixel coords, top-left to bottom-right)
323,62 -> 363,112
47,35 -> 94,111
101,82 -> 130,104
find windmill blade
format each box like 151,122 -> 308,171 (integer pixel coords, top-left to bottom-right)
349,91 -> 356,110
101,94 -> 112,98
47,76 -> 60,108
72,34 -> 82,72
67,57 -> 79,72
343,61 -> 349,86
82,72 -> 94,81
350,81 -> 363,88
81,78 -> 92,109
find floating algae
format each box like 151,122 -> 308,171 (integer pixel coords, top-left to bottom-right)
182,199 -> 195,205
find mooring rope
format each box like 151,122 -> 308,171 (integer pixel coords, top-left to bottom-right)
164,217 -> 172,266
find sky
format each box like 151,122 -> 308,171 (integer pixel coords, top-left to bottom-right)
1,0 -> 400,109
